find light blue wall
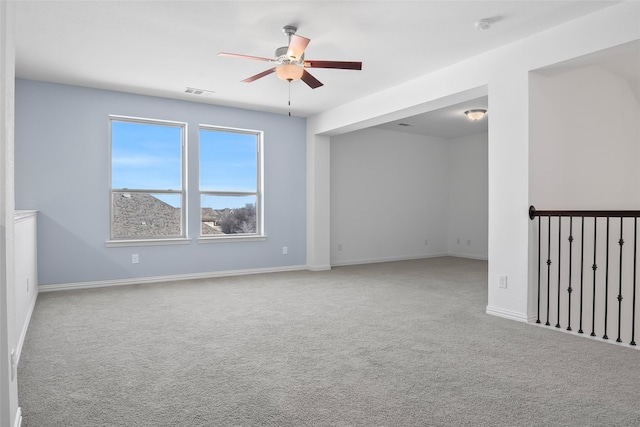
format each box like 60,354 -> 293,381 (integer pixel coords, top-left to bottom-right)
15,79 -> 306,285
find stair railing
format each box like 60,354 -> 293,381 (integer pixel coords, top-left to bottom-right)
529,206 -> 640,346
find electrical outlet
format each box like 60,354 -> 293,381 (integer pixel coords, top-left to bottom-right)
337,244 -> 343,251
499,275 -> 508,289
282,246 -> 288,255
132,254 -> 139,264
456,238 -> 460,244
467,239 -> 471,245
424,239 -> 428,246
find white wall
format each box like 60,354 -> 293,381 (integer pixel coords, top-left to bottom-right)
306,133 -> 331,271
308,1 -> 640,322
330,128 -> 449,265
530,65 -> 640,209
447,133 -> 488,259
330,128 -> 488,266
0,1 -> 20,426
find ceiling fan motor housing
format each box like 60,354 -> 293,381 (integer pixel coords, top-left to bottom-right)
282,25 -> 297,37
275,46 -> 303,64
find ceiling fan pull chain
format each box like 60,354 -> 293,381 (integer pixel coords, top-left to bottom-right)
288,81 -> 291,117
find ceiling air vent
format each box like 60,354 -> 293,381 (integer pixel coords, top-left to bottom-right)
184,87 -> 215,96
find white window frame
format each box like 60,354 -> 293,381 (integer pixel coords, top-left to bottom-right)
106,115 -> 189,247
198,124 -> 264,243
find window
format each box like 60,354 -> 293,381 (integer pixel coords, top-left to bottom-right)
109,116 -> 186,242
199,126 -> 262,238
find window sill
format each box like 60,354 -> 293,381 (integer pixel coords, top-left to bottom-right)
198,235 -> 267,244
106,238 -> 192,248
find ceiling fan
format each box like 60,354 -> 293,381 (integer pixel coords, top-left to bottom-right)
218,25 -> 362,89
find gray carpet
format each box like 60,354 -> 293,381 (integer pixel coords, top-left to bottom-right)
17,257 -> 640,426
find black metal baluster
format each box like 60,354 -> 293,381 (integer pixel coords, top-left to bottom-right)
578,217 -> 585,334
556,216 -> 562,328
616,219 -> 624,343
603,217 -> 610,340
591,218 -> 598,337
567,217 -> 573,331
530,208 -> 640,345
546,215 -> 552,326
537,215 -> 542,324
631,217 -> 637,346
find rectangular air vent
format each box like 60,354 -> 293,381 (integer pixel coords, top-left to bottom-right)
184,87 -> 215,96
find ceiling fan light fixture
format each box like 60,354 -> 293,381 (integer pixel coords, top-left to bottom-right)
276,64 -> 304,82
464,109 -> 487,121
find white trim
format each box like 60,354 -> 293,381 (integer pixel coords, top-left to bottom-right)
105,238 -> 191,247
14,407 -> 21,427
108,115 -> 188,242
108,114 -> 187,127
486,305 -> 532,323
197,235 -> 266,244
447,252 -> 489,261
306,264 -> 331,272
13,210 -> 37,223
530,322 -> 640,351
38,264 -> 308,292
331,253 -> 449,267
14,288 -> 37,365
198,124 -> 264,237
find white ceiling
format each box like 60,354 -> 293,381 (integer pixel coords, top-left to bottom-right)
13,1 -> 633,137
374,96 -> 489,139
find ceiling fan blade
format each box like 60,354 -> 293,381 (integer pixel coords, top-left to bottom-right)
218,52 -> 273,62
242,68 -> 276,83
287,34 -> 310,60
303,60 -> 362,70
301,70 -> 323,89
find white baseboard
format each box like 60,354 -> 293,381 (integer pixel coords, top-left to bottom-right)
447,252 -> 489,261
15,288 -> 38,364
530,322 -> 640,350
38,264 -> 308,292
331,253 -> 449,267
486,305 -> 533,323
14,407 -> 22,427
306,264 -> 331,272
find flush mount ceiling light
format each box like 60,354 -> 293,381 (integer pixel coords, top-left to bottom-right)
464,109 -> 487,121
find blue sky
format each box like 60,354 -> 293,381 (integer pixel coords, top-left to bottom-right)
199,129 -> 256,193
112,121 -> 257,209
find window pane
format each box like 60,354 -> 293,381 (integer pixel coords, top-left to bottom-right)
111,120 -> 182,190
201,195 -> 256,235
200,129 -> 257,192
112,192 -> 182,238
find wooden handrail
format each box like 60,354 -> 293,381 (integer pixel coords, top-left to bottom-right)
529,205 -> 640,220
